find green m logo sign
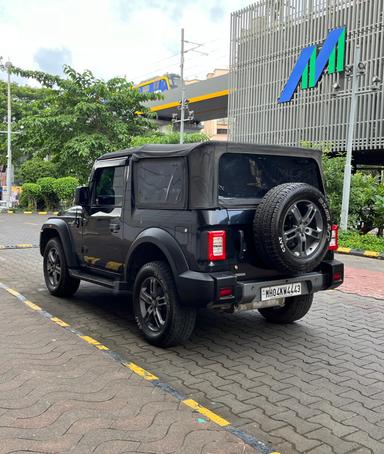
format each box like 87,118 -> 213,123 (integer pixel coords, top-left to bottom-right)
278,27 -> 346,103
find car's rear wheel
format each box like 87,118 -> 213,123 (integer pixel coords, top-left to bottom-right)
43,238 -> 80,297
258,294 -> 313,324
133,261 -> 196,347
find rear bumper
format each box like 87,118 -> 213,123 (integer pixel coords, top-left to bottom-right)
176,259 -> 344,307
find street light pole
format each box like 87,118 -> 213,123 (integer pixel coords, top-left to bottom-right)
180,28 -> 185,144
340,46 -> 361,231
5,60 -> 12,209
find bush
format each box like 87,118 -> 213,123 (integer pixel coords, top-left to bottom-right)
339,231 -> 384,253
20,183 -> 41,210
18,158 -> 57,183
53,176 -> 79,208
37,177 -> 58,211
130,131 -> 208,147
301,141 -> 384,235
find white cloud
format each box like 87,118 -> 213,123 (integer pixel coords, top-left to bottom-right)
0,0 -> 251,83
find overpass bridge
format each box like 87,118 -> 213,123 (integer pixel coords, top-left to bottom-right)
145,74 -> 228,122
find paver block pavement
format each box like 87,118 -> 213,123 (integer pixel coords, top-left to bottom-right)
0,289 -> 257,454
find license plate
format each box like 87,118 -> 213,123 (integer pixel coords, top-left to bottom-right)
261,283 -> 302,301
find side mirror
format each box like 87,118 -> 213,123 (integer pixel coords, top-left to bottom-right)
74,186 -> 89,206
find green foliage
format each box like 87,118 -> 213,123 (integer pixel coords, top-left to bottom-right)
4,64 -> 161,182
0,81 -> 52,167
130,131 -> 209,147
300,141 -> 384,235
36,177 -> 58,210
339,231 -> 384,253
18,158 -> 57,183
52,176 -> 79,208
20,182 -> 41,210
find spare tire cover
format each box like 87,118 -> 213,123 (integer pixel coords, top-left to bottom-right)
253,182 -> 332,274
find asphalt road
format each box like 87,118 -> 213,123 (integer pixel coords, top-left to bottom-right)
1,213 -> 384,454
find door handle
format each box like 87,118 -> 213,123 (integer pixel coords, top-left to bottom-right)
110,222 -> 120,233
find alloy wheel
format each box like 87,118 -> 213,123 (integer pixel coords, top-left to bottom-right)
139,277 -> 169,332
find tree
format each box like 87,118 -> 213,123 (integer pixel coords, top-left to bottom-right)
18,158 -> 57,183
0,80 -> 52,167
130,131 -> 209,147
6,64 -> 160,182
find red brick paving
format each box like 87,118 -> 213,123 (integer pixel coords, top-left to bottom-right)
338,265 -> 384,300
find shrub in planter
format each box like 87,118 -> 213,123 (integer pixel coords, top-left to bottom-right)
53,176 -> 79,208
37,177 -> 59,210
20,183 -> 41,210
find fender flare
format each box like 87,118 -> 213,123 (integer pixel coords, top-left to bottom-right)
40,219 -> 79,268
125,228 -> 189,279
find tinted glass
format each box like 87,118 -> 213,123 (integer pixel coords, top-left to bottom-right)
93,166 -> 125,206
135,158 -> 185,208
219,153 -> 321,200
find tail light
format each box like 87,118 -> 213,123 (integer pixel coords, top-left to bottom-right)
328,224 -> 338,251
207,230 -> 226,261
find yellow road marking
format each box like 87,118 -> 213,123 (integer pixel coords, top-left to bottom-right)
51,317 -> 70,327
182,399 -> 230,427
23,211 -> 33,214
53,211 -> 59,215
7,210 -> 14,214
6,288 -> 21,297
16,244 -> 33,248
363,250 -> 380,258
79,335 -> 109,350
24,300 -> 41,311
337,246 -> 351,253
124,362 -> 159,381
38,211 -> 48,215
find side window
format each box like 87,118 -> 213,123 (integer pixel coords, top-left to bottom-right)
134,158 -> 186,209
93,166 -> 125,206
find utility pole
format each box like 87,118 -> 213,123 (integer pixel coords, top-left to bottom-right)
5,60 -> 12,209
180,28 -> 185,144
177,29 -> 207,144
340,46 -> 361,231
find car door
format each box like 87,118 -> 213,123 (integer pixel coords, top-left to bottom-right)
82,162 -> 127,275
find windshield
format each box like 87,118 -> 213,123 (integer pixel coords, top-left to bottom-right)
218,153 -> 321,202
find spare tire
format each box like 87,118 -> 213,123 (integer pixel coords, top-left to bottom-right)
253,183 -> 331,274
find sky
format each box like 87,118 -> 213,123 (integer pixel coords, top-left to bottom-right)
0,0 -> 251,85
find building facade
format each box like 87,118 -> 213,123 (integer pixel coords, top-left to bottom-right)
228,0 -> 384,166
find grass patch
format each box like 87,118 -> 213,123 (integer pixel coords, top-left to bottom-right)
339,231 -> 384,253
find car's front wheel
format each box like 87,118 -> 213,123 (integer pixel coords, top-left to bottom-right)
258,294 -> 313,324
133,261 -> 196,347
43,238 -> 80,297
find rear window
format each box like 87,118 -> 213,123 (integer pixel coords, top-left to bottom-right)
219,153 -> 321,202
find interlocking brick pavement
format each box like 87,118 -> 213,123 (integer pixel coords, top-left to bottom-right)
0,289 -> 257,453
1,217 -> 384,453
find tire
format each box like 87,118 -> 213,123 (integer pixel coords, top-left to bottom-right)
133,261 -> 196,347
259,294 -> 313,324
253,183 -> 331,274
43,238 -> 80,297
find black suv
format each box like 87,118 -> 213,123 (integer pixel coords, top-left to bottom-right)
40,141 -> 344,347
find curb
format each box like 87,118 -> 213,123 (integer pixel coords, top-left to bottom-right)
336,247 -> 384,260
0,282 -> 280,454
0,244 -> 38,250
1,210 -> 58,215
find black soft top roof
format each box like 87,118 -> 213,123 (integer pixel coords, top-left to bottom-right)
97,141 -> 322,162
97,141 -> 323,209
